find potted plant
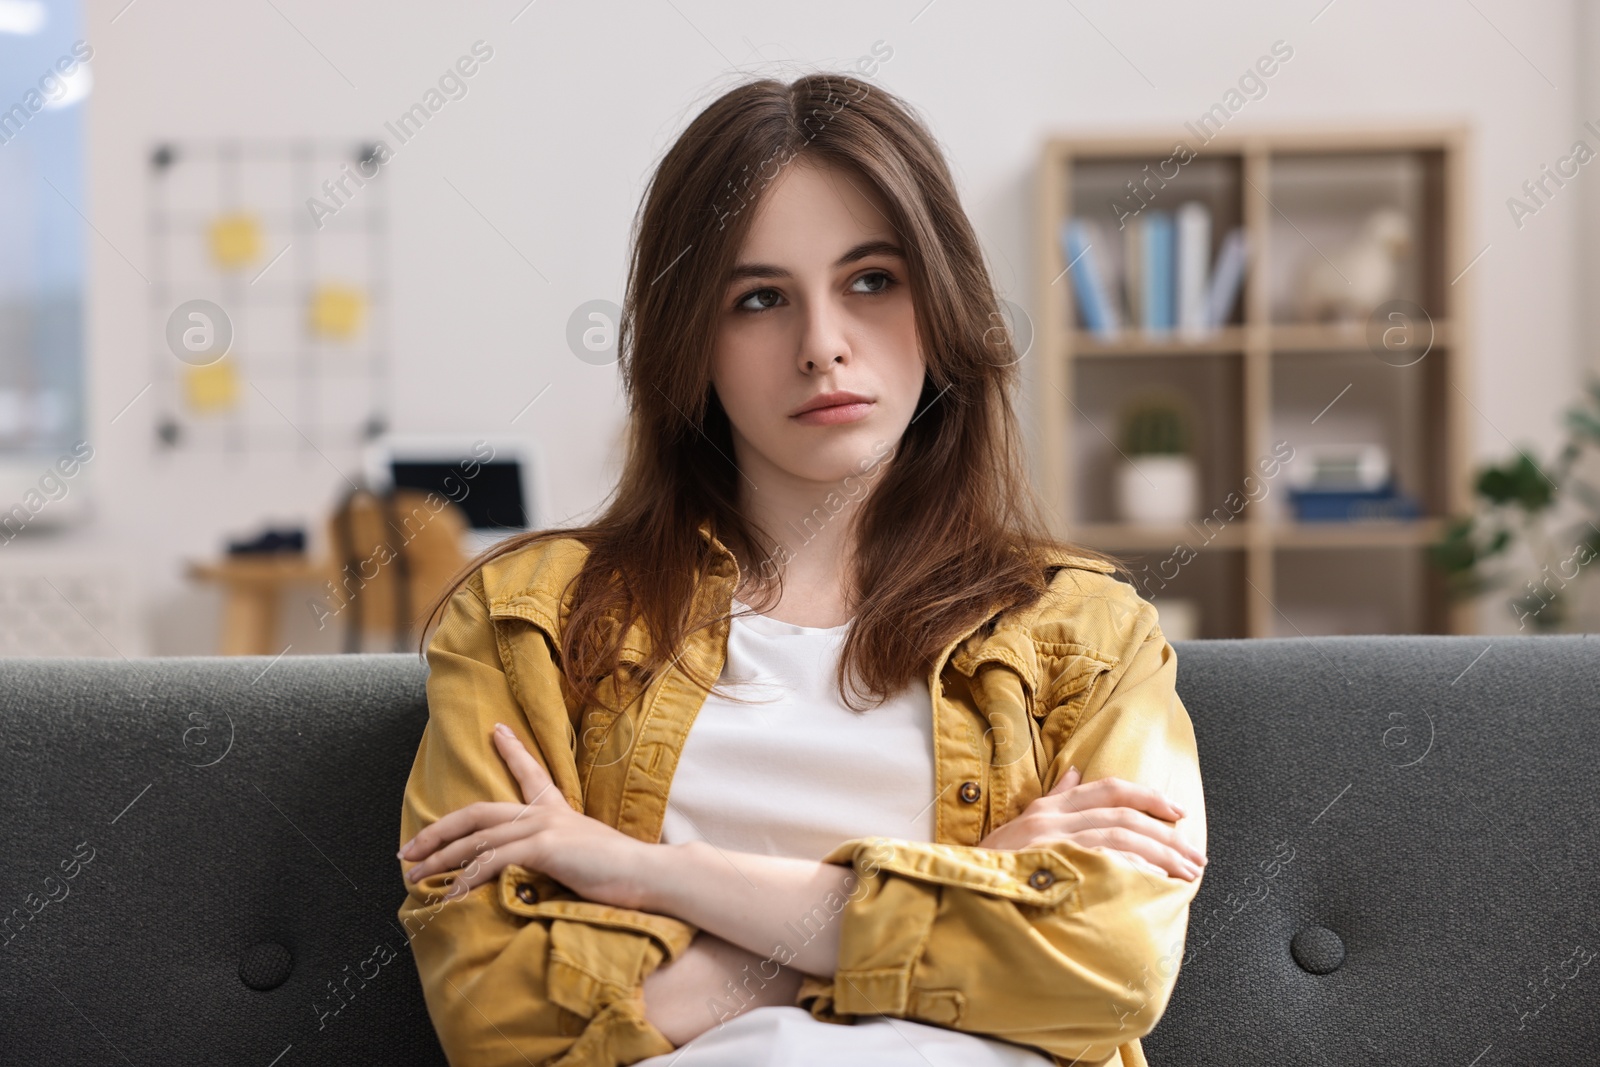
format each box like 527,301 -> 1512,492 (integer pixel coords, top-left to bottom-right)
1430,380 -> 1600,631
1115,395 -> 1199,524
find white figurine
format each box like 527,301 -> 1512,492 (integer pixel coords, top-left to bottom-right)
1294,206 -> 1412,325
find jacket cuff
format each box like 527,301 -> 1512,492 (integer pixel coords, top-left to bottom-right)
805,837 -> 1078,1019
548,995 -> 676,1067
498,864 -> 697,1020
819,836 -> 1078,906
795,973 -> 847,1023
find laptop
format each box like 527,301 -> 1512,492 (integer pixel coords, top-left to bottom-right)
361,435 -> 543,555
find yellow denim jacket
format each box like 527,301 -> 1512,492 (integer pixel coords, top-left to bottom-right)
397,520 -> 1206,1067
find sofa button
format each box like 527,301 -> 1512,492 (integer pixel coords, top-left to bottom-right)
958,781 -> 981,803
1027,868 -> 1056,890
238,942 -> 293,991
516,882 -> 538,905
1290,926 -> 1345,975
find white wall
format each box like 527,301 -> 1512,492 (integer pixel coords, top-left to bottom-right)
20,0 -> 1586,653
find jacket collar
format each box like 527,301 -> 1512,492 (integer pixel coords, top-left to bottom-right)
692,513 -> 1038,690
486,514 -> 1114,689
694,514 -> 1053,621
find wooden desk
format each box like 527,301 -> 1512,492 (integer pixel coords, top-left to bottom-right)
189,495 -> 473,656
186,555 -> 328,656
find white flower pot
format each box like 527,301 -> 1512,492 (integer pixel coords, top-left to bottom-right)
1116,455 -> 1199,524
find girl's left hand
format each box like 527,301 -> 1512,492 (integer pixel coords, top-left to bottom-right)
399,723 -> 658,909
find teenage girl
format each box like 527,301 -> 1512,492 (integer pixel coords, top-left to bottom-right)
397,72 -> 1207,1067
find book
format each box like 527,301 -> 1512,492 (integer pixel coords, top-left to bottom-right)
1288,485 -> 1420,522
1204,227 -> 1247,329
1142,210 -> 1174,335
1061,218 -> 1122,338
1176,202 -> 1212,339
1122,214 -> 1144,327
1288,444 -> 1391,493
1091,213 -> 1126,320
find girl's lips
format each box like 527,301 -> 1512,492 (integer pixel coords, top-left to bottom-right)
791,401 -> 874,425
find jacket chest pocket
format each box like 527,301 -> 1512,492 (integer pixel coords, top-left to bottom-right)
487,610 -> 656,831
948,636 -> 1118,831
947,640 -> 1040,835
486,597 -> 666,834
1033,642 -> 1119,777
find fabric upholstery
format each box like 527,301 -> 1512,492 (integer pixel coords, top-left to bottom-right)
2,635 -> 1596,1064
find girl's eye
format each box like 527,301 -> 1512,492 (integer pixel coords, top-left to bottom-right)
733,270 -> 896,312
736,288 -> 782,312
853,269 -> 895,294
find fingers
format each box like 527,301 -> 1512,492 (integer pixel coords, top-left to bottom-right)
405,821 -> 530,892
1045,764 -> 1082,796
398,800 -> 529,862
493,723 -> 569,810
1108,846 -> 1187,881
398,724 -> 562,863
1084,826 -> 1203,881
1020,805 -> 1208,873
1050,772 -> 1186,824
1025,823 -> 1202,881
1093,805 -> 1206,868
1007,826 -> 1202,881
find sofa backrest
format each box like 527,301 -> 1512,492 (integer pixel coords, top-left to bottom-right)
1,653 -> 444,1065
1143,635 -> 1600,1065
3,637 -> 1596,1063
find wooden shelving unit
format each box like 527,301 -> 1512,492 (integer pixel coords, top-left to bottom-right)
1034,126 -> 1474,639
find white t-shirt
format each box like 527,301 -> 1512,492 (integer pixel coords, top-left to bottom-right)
634,598 -> 1053,1067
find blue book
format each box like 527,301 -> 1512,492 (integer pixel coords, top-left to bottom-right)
1142,210 -> 1174,335
1061,218 -> 1121,339
1288,486 -> 1421,522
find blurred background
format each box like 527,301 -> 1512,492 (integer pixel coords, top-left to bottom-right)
3,0 -> 1599,657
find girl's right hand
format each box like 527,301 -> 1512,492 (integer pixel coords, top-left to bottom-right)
978,766 -> 1208,881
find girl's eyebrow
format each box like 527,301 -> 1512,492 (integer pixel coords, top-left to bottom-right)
726,239 -> 905,284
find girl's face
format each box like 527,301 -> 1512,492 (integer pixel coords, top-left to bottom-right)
710,158 -> 924,489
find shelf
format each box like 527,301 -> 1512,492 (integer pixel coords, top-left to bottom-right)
1070,519 -> 1446,552
1270,321 -> 1452,353
1070,322 -> 1454,356
1070,522 -> 1250,551
1272,544 -> 1435,635
1071,354 -> 1244,526
1268,519 -> 1446,549
1072,327 -> 1246,356
1038,126 -> 1470,637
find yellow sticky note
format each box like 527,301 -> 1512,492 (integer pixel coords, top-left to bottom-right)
182,359 -> 239,413
209,213 -> 262,270
308,284 -> 366,340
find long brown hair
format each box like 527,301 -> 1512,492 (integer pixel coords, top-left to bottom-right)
417,71 -> 1117,714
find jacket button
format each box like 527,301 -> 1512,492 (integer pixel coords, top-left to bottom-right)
958,781 -> 981,803
516,883 -> 538,905
1027,868 -> 1056,890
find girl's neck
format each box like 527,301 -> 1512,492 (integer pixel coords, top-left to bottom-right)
726,443 -> 878,630
730,531 -> 858,631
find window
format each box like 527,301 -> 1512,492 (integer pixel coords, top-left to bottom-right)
0,0 -> 88,456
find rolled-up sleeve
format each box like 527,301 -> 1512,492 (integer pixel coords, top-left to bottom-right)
794,602 -> 1204,1065
398,571 -> 698,1067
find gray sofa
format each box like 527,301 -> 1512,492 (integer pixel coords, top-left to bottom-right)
3,636 -> 1597,1064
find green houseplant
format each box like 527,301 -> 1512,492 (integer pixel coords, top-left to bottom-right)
1115,395 -> 1198,524
1430,380 -> 1600,631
